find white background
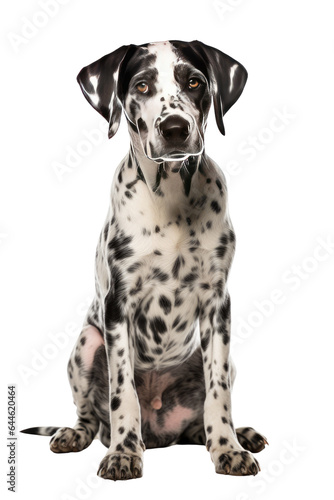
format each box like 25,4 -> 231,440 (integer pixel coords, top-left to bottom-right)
1,1 -> 334,499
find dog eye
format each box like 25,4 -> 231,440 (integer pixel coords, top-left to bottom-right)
188,78 -> 200,89
137,82 -> 149,94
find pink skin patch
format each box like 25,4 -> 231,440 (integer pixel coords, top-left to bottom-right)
80,326 -> 104,369
141,403 -> 194,434
161,406 -> 194,433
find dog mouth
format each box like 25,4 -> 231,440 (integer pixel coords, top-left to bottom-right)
137,114 -> 204,163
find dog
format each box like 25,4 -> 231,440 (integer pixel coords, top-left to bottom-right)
22,40 -> 268,480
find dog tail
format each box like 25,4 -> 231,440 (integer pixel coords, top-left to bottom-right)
20,426 -> 60,436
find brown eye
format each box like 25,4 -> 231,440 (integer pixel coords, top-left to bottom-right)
137,82 -> 148,93
188,78 -> 200,89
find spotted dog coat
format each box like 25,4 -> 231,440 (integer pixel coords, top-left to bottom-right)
22,40 -> 268,480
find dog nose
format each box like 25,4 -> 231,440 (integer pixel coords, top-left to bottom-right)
159,115 -> 190,142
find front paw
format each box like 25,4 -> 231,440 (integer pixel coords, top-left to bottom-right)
214,450 -> 260,476
97,453 -> 143,481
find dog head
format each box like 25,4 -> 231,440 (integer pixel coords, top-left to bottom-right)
77,40 -> 247,162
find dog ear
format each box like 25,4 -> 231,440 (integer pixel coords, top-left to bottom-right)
77,45 -> 133,139
191,41 -> 248,135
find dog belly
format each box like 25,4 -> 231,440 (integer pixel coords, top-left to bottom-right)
135,367 -> 201,448
90,345 -> 205,448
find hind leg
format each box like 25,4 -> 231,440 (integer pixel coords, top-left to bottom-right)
50,325 -> 103,453
236,427 -> 268,453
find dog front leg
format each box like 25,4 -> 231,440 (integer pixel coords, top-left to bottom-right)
200,292 -> 260,476
97,321 -> 144,481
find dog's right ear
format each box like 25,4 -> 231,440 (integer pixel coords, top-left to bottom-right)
77,45 -> 132,139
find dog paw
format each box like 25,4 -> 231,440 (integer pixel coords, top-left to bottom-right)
214,450 -> 260,476
97,453 -> 143,481
50,427 -> 89,453
236,427 -> 268,453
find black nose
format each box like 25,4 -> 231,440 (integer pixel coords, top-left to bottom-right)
159,115 -> 190,142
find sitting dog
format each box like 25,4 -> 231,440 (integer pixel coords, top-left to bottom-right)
22,40 -> 267,480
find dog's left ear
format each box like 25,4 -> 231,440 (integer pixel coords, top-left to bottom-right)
192,41 -> 248,135
77,45 -> 134,139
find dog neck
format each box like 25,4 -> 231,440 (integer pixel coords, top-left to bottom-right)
129,142 -> 203,202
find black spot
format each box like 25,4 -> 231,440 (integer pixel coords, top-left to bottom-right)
123,431 -> 138,453
80,336 -> 86,346
176,320 -> 187,332
137,314 -> 148,337
180,156 -> 198,196
128,262 -> 142,273
124,190 -> 133,199
111,397 -> 121,411
117,369 -> 124,386
219,437 -> 228,446
159,295 -> 172,314
150,316 -> 167,334
183,272 -> 198,284
201,328 -> 211,351
74,354 -> 82,367
216,179 -> 223,192
174,295 -> 184,307
108,233 -> 134,261
103,223 -> 109,241
211,200 -> 221,214
152,268 -> 169,282
172,255 -> 182,279
220,234 -> 229,245
216,244 -> 227,258
172,315 -> 181,328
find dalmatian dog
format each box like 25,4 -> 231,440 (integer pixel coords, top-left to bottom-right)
22,40 -> 268,480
